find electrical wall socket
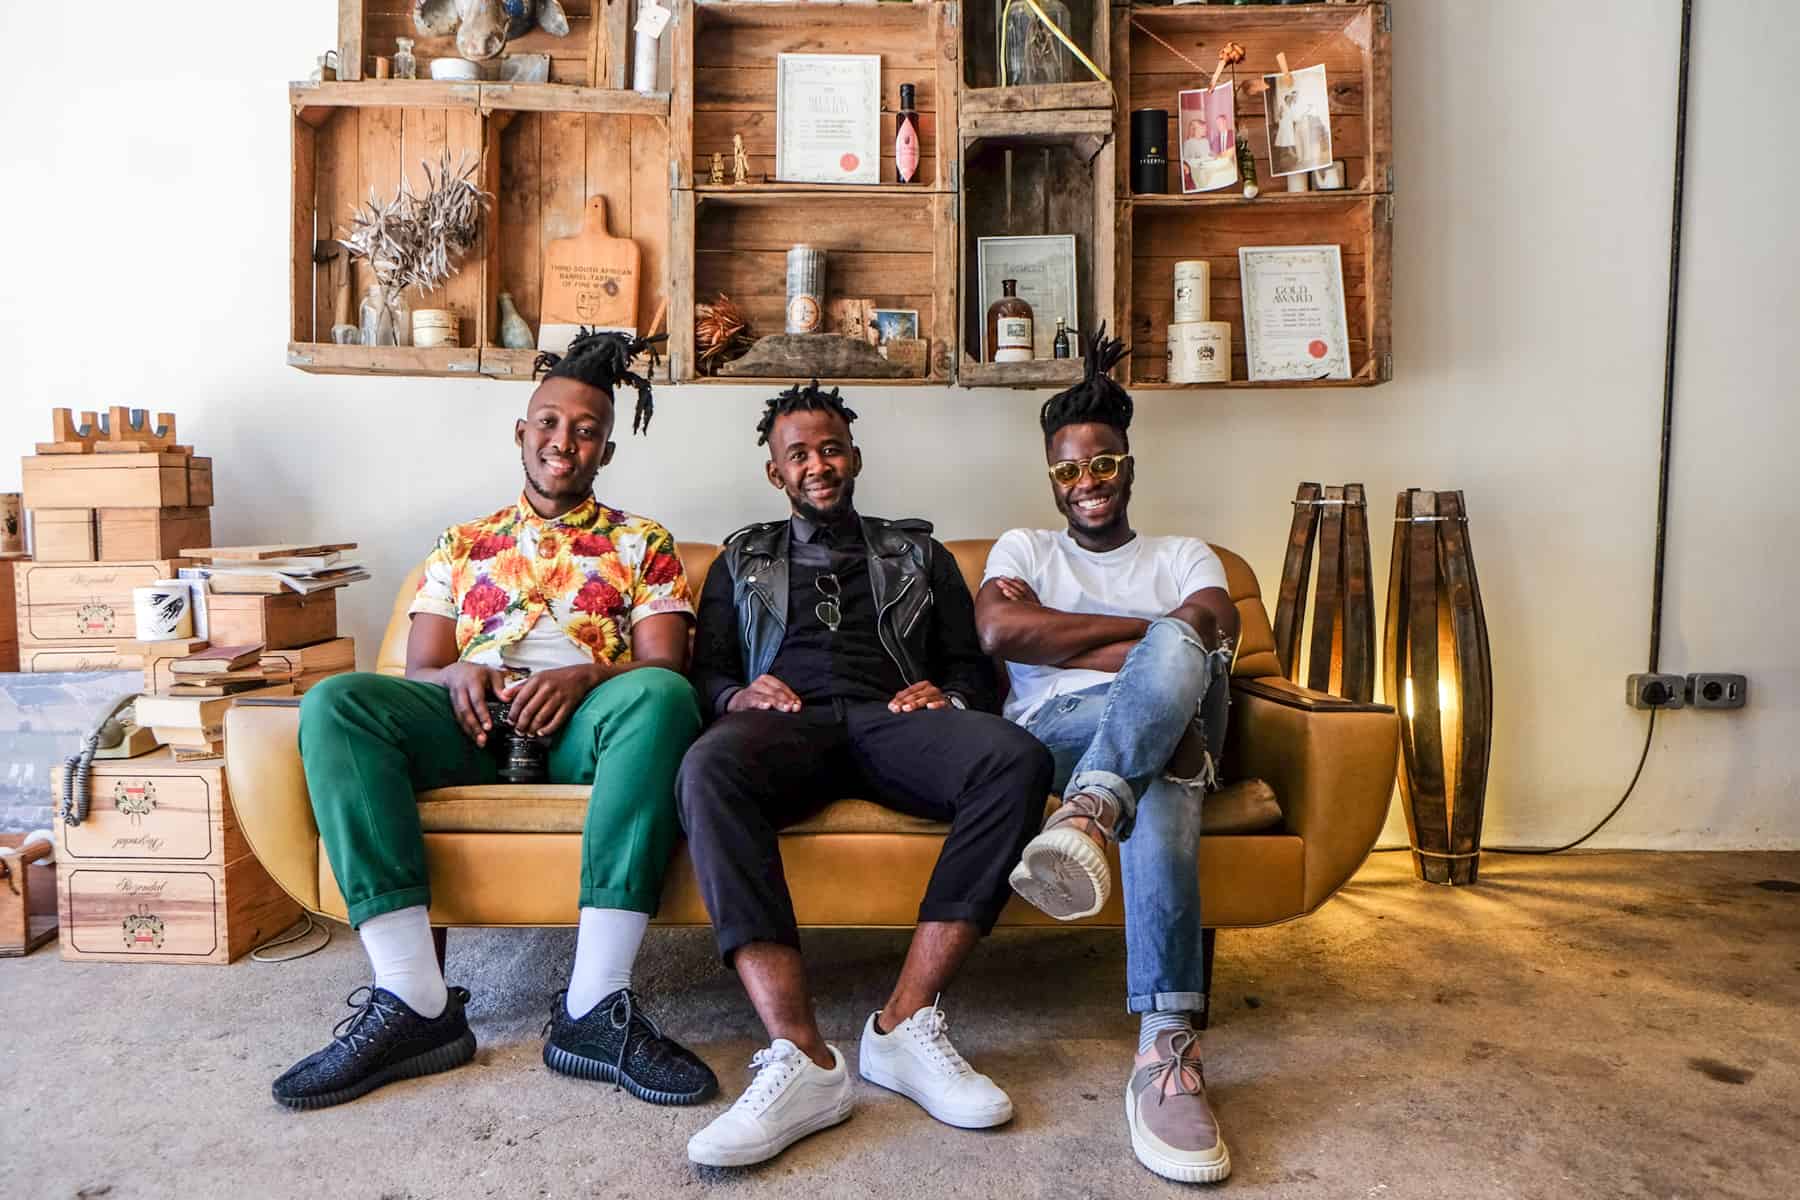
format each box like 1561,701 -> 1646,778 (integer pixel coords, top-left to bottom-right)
1626,673 -> 1686,710
1688,673 -> 1748,709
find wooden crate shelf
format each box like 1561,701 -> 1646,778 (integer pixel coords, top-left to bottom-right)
290,85 -> 487,360
957,108 -> 1116,388
480,106 -> 673,380
670,188 -> 956,383
343,0 -> 614,86
1125,193 -> 1389,387
674,1 -> 957,190
1115,3 -> 1391,198
961,0 -> 1111,115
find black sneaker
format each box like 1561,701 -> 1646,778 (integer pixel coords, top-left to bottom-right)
542,988 -> 718,1105
273,985 -> 477,1110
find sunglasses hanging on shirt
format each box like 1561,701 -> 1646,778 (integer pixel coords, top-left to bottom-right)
815,571 -> 842,632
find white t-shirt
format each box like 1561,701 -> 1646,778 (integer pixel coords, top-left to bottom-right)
982,528 -> 1228,723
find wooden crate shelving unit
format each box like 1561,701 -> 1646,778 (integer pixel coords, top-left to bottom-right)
957,108 -> 1115,389
292,0 -> 1393,390
1113,2 -> 1392,388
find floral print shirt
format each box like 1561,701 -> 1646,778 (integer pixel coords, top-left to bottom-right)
409,494 -> 694,667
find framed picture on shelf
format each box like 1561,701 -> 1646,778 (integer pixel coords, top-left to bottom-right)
1263,64 -> 1334,177
1177,83 -> 1238,194
776,54 -> 882,185
871,308 -> 920,346
976,235 -> 1077,361
1239,245 -> 1352,381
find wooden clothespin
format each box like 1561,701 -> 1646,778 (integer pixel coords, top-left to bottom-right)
1211,40 -> 1245,92
1276,52 -> 1295,91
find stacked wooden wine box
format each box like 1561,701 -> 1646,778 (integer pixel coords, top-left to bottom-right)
22,408 -> 360,964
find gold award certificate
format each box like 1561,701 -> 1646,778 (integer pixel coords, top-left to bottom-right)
776,54 -> 882,185
1238,245 -> 1352,381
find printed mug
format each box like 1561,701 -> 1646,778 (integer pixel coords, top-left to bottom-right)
133,580 -> 194,641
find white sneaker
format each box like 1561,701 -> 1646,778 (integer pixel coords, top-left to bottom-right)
858,1004 -> 1013,1129
686,1039 -> 854,1168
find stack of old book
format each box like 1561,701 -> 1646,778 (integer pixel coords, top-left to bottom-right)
132,636 -> 356,761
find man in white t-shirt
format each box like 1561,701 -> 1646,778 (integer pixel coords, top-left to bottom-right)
976,329 -> 1239,1186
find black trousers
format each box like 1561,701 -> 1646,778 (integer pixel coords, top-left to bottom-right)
676,701 -> 1053,963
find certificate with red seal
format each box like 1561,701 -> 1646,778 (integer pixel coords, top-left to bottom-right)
1239,245 -> 1353,381
776,54 -> 881,185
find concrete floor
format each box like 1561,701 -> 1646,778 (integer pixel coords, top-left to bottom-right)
4,851 -> 1797,1200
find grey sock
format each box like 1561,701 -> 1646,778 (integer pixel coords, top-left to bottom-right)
1139,1010 -> 1196,1054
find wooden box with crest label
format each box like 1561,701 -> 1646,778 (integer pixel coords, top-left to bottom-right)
12,559 -> 189,652
52,751 -> 301,965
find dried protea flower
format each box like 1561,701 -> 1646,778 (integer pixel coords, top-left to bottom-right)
1219,41 -> 1246,66
696,293 -> 754,372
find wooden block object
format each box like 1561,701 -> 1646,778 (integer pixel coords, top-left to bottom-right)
0,555 -> 17,673
206,590 -> 339,650
38,408 -> 103,454
53,750 -> 301,965
93,407 -> 184,454
31,508 -> 97,562
22,454 -> 210,510
538,194 -> 642,352
1,835 -> 57,957
97,508 -> 213,562
13,559 -> 189,646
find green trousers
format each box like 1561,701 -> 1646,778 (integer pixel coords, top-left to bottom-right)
297,667 -> 702,928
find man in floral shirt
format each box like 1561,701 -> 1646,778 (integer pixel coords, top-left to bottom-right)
275,332 -> 717,1112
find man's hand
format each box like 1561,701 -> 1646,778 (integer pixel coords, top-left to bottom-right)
991,577 -> 1041,606
727,674 -> 803,714
889,680 -> 950,713
437,661 -> 511,747
501,664 -> 599,738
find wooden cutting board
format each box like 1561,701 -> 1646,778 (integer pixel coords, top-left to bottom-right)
538,195 -> 640,354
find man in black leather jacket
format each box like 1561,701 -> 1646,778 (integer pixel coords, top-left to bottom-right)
678,382 -> 1052,1169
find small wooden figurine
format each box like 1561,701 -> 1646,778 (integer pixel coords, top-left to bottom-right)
732,134 -> 749,185
711,152 -> 726,186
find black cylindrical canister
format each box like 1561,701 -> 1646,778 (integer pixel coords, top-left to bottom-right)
1131,108 -> 1168,194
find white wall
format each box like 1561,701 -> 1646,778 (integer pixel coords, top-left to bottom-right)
1,2 -> 1792,848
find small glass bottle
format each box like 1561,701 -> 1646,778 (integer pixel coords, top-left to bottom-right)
387,288 -> 412,347
895,83 -> 921,185
999,0 -> 1074,86
359,283 -> 395,347
1052,317 -> 1071,359
987,279 -> 1035,363
394,37 -> 418,80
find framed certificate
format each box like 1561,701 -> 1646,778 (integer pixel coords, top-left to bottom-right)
976,234 -> 1078,361
776,54 -> 882,185
1239,245 -> 1353,381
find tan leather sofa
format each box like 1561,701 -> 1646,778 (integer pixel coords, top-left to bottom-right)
225,539 -> 1397,935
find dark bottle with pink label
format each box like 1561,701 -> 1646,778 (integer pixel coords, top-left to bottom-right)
895,82 -> 921,184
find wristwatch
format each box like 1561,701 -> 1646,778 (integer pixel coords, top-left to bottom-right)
946,693 -> 967,711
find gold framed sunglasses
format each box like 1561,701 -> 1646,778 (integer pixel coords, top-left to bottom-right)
1047,453 -> 1132,486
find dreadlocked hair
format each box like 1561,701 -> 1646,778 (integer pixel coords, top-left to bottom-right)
1038,323 -> 1133,443
532,328 -> 668,435
754,379 -> 859,446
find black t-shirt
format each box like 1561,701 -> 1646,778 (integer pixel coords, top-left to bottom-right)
768,514 -> 907,706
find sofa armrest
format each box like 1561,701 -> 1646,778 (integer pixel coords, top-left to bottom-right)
223,699 -> 321,911
1226,676 -> 1399,912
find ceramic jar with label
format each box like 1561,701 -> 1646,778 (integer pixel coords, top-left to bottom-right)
785,246 -> 826,334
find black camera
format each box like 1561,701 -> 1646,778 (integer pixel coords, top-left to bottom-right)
485,699 -> 548,784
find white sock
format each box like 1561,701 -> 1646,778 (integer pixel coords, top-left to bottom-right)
566,907 -> 649,1018
358,905 -> 447,1019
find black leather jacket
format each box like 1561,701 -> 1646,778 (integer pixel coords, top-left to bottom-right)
691,515 -> 997,716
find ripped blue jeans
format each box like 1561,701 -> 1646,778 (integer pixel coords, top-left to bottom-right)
1020,617 -> 1231,1015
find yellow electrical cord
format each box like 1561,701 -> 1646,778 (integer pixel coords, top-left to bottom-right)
999,0 -> 1112,89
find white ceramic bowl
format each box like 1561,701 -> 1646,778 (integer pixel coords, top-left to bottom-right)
430,58 -> 481,81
